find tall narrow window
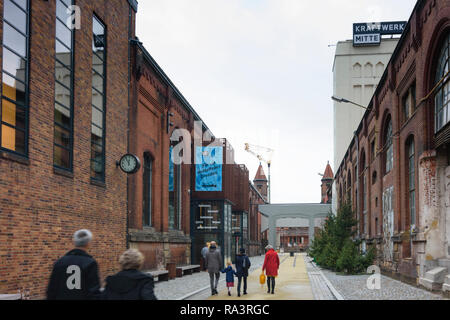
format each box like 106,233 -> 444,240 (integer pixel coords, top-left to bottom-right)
408,139 -> 416,226
384,119 -> 393,174
1,0 -> 29,156
91,15 -> 106,181
435,33 -> 450,133
402,84 -> 416,123
169,145 -> 182,230
54,0 -> 74,170
143,153 -> 153,227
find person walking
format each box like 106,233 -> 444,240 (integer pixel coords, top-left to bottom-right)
235,248 -> 251,297
201,242 -> 210,271
205,241 -> 223,295
262,244 -> 280,294
221,262 -> 237,296
46,229 -> 101,300
101,249 -> 157,300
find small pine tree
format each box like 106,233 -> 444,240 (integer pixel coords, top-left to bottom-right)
309,201 -> 375,274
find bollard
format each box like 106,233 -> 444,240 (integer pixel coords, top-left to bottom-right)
166,262 -> 176,280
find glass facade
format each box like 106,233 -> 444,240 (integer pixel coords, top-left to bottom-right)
190,200 -> 233,266
1,0 -> 29,155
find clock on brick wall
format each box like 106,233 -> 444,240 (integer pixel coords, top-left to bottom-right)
117,154 -> 141,174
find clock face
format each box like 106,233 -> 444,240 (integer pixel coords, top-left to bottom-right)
119,154 -> 140,174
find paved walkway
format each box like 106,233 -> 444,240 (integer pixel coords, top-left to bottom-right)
154,255 -> 265,300
207,253 -> 314,300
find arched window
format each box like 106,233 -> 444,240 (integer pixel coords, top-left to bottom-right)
407,138 -> 416,226
384,118 -> 393,174
143,152 -> 153,227
435,32 -> 450,132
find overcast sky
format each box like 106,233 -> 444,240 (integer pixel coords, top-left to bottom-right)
136,0 -> 417,204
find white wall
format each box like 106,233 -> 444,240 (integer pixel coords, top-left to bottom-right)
333,39 -> 399,174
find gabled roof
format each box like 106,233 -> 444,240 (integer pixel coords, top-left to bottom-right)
323,162 -> 334,180
254,164 -> 267,181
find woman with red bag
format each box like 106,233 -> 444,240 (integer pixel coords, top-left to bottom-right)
262,244 -> 280,294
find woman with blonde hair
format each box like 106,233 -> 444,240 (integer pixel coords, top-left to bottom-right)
102,249 -> 157,300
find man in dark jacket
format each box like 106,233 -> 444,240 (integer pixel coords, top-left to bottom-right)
235,248 -> 251,297
46,229 -> 101,300
102,249 -> 157,300
205,241 -> 223,295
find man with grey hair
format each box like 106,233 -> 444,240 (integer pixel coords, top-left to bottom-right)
205,241 -> 223,295
47,229 -> 101,300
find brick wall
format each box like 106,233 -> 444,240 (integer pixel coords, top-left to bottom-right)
334,0 -> 450,282
0,0 -> 132,298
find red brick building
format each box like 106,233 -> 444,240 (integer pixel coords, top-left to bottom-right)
128,40 -> 216,270
334,0 -> 450,290
0,0 -> 136,297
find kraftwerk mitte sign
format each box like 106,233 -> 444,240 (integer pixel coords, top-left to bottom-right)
353,21 -> 407,46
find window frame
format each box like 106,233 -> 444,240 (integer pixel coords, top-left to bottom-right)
384,118 -> 394,174
435,33 -> 450,133
0,0 -> 30,157
53,0 -> 75,171
90,14 -> 107,182
142,152 -> 153,227
407,138 -> 416,226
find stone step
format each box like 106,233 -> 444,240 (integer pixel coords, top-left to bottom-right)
438,259 -> 450,270
419,267 -> 448,291
443,275 -> 450,293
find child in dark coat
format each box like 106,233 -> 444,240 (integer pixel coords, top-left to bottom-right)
221,261 -> 237,296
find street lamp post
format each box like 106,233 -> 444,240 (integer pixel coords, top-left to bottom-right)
331,96 -> 368,110
332,96 -> 366,238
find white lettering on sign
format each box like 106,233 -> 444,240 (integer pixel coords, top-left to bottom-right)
353,34 -> 381,46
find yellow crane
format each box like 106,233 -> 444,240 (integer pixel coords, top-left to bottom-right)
244,143 -> 274,203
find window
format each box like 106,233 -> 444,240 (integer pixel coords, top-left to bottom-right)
384,118 -> 393,174
1,0 -> 29,156
54,0 -> 74,170
435,33 -> 450,132
402,84 -> 416,123
407,139 -> 416,226
371,139 -> 376,162
363,174 -> 367,234
91,15 -> 106,181
169,146 -> 182,230
143,153 -> 153,227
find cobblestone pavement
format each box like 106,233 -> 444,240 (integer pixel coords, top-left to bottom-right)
314,260 -> 447,300
304,255 -> 336,300
154,255 -> 266,300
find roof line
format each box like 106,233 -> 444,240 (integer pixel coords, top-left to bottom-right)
132,39 -> 213,135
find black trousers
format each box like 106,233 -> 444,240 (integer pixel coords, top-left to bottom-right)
237,276 -> 247,294
267,276 -> 275,293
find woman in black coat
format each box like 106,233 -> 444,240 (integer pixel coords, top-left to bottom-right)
102,249 -> 157,300
235,248 -> 251,297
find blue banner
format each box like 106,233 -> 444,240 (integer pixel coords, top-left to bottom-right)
195,146 -> 223,191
